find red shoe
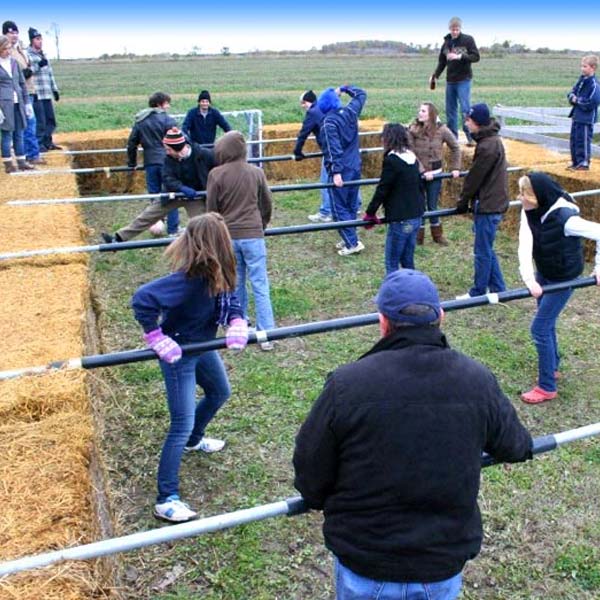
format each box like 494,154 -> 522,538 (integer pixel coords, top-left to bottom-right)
521,386 -> 557,404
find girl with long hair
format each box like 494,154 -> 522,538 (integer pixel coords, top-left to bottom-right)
132,213 -> 249,522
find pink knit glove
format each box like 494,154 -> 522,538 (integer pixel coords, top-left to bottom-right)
363,213 -> 381,230
226,318 -> 249,352
143,328 -> 182,364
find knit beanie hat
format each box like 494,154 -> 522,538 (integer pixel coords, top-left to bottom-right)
198,90 -> 211,102
317,88 -> 342,114
163,127 -> 186,151
300,90 -> 317,104
28,27 -> 42,41
2,21 -> 18,35
467,103 -> 490,127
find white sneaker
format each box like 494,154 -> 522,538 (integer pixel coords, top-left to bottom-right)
308,212 -> 333,223
338,241 -> 365,256
335,240 -> 346,249
260,341 -> 274,351
455,293 -> 472,300
153,495 -> 197,523
185,437 -> 226,453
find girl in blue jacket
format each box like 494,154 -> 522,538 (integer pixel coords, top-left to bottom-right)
132,213 -> 248,522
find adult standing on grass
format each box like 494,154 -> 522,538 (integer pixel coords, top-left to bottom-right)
363,123 -> 424,274
126,91 -> 180,236
319,84 -> 367,256
293,90 -> 332,224
132,213 -> 249,522
455,103 -> 508,299
102,127 -> 214,243
3,21 -> 43,165
207,130 -> 276,351
294,268 -> 533,600
182,90 -> 231,146
430,17 -> 479,145
517,172 -> 600,404
408,101 -> 461,246
26,27 -> 61,152
0,34 -> 34,173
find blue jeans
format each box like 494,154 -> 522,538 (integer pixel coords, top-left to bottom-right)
318,160 -> 332,216
145,164 -> 179,234
25,96 -> 40,160
531,274 -> 573,392
233,238 -> 275,331
423,178 -> 443,227
335,559 -> 462,600
469,212 -> 506,297
329,168 -> 361,248
157,350 -> 230,502
445,80 -> 472,142
385,218 -> 421,274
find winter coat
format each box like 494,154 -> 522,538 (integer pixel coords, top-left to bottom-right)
294,326 -> 532,583
457,119 -> 509,214
162,143 -> 215,193
0,57 -> 28,131
10,43 -> 35,95
408,121 -> 461,172
182,106 -> 231,145
206,131 -> 272,239
568,75 -> 600,124
127,108 -> 177,167
433,33 -> 480,83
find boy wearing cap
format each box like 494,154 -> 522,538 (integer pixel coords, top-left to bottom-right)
102,128 -> 214,243
26,27 -> 61,152
294,268 -> 532,600
182,90 -> 231,146
293,90 -> 332,223
456,103 -> 509,298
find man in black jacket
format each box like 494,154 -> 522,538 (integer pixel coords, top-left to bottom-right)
431,16 -> 480,144
293,269 -> 532,599
102,128 -> 214,243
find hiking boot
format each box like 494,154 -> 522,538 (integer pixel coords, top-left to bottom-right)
338,241 -> 364,256
417,228 -> 425,245
431,224 -> 448,246
308,212 -> 333,223
3,161 -> 17,174
521,386 -> 557,404
184,437 -> 226,453
153,495 -> 197,523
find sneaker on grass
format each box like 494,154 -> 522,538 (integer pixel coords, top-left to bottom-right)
337,241 -> 364,256
153,495 -> 197,523
335,240 -> 346,249
184,437 -> 226,453
308,212 -> 333,223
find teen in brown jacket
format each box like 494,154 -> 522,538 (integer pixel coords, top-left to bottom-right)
409,102 -> 461,245
206,131 -> 276,350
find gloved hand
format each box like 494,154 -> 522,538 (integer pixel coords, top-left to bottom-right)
294,153 -> 305,162
22,67 -> 33,79
179,185 -> 197,200
339,84 -> 351,93
25,104 -> 34,119
362,213 -> 381,230
143,328 -> 182,363
39,58 -> 48,68
455,201 -> 469,215
226,318 -> 249,352
53,91 -> 60,102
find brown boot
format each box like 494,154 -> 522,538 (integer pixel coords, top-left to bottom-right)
17,158 -> 35,171
431,224 -> 448,246
417,227 -> 425,245
3,160 -> 17,174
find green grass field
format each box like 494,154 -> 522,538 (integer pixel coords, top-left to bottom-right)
71,54 -> 600,598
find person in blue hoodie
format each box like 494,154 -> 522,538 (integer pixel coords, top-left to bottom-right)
567,55 -> 600,171
182,90 -> 231,146
319,84 -> 367,256
132,213 -> 249,523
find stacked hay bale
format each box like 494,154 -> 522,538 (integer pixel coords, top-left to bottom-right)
0,140 -> 112,598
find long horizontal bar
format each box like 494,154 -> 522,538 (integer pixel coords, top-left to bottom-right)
0,422 -> 598,576
0,276 -> 595,380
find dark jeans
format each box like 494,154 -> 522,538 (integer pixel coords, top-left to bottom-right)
469,212 -> 506,297
157,350 -> 231,502
32,96 -> 56,150
422,178 -> 443,227
145,164 -> 179,234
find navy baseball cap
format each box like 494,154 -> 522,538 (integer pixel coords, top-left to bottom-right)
375,269 -> 441,325
466,103 -> 490,127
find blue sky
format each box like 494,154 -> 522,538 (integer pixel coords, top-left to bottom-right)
6,3 -> 600,59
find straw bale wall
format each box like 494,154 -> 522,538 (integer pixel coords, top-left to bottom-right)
0,137 -> 114,598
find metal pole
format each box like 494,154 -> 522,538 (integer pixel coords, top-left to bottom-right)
0,276 -> 595,381
0,422 -> 598,577
0,201 -> 525,261
6,166 -> 533,207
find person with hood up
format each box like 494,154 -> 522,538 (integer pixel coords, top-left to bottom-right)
455,103 -> 508,299
126,91 -> 179,236
206,130 -> 276,351
318,85 -> 367,256
517,172 -> 600,404
363,123 -> 424,274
